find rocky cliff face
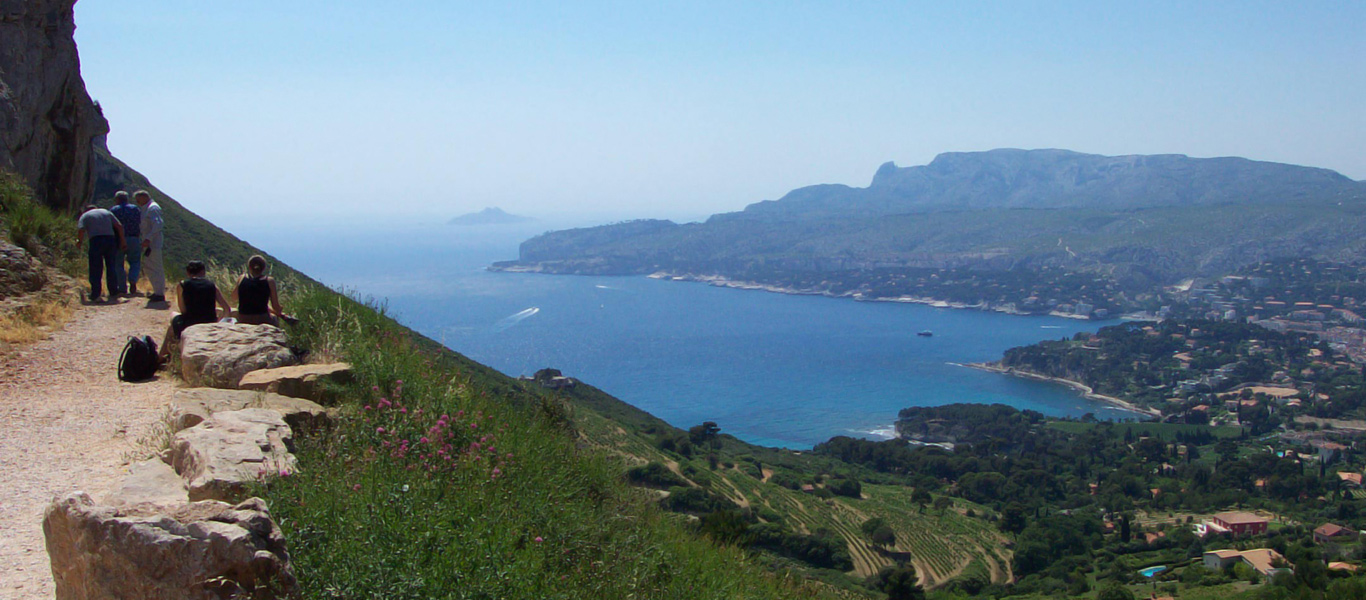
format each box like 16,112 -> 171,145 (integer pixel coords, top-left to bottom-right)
0,0 -> 108,212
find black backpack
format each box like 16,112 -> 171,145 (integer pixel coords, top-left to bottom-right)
118,335 -> 159,382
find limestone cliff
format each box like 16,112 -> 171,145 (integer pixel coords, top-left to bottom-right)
0,0 -> 108,212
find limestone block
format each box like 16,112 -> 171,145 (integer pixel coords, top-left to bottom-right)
170,409 -> 297,502
101,459 -> 188,509
170,387 -> 332,434
44,493 -> 297,600
180,323 -> 298,389
238,362 -> 352,403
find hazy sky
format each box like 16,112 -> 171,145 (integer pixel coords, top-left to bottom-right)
75,1 -> 1365,224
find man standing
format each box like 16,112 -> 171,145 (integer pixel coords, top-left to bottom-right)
108,191 -> 141,295
76,204 -> 126,302
134,190 -> 167,303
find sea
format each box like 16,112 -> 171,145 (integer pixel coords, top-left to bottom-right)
224,217 -> 1138,449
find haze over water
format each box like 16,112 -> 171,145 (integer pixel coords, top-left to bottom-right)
236,219 -> 1135,448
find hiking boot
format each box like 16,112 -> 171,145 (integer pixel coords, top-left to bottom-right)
148,294 -> 166,303
129,284 -> 138,295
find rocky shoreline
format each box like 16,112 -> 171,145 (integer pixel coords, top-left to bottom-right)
964,362 -> 1162,419
642,271 -> 1098,319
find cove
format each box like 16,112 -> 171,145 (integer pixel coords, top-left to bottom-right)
235,219 -> 1134,449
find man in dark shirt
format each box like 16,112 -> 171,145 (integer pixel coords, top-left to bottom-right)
76,204 -> 127,303
107,191 -> 142,295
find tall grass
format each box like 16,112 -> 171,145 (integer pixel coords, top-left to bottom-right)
0,170 -> 81,276
264,284 -> 836,599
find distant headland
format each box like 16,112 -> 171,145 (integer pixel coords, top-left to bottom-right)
448,207 -> 534,226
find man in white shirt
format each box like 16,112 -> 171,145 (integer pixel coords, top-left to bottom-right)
134,190 -> 167,303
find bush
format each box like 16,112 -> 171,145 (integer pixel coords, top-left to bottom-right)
827,478 -> 862,498
749,523 -> 853,571
626,462 -> 688,488
661,486 -> 731,514
0,171 -> 80,275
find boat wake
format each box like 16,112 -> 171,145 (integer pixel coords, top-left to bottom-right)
493,307 -> 540,331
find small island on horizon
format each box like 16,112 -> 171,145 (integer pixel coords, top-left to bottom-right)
448,206 -> 534,226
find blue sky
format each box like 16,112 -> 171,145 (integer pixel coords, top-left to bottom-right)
74,1 -> 1365,223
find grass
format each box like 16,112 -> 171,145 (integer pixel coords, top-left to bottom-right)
0,171 -> 83,277
0,295 -> 76,344
260,284 -> 837,599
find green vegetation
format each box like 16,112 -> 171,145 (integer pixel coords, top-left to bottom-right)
0,170 -> 81,276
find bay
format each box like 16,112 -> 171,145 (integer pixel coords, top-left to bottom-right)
229,218 -> 1136,449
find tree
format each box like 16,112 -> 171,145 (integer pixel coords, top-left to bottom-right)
911,488 -> 933,512
1096,583 -> 1135,600
932,496 -> 953,513
1000,503 -> 1028,535
870,564 -> 924,600
688,421 -> 721,446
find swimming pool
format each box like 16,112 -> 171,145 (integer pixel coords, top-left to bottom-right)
1139,565 -> 1167,578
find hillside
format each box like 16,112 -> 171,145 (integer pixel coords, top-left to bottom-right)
498,151 -> 1366,291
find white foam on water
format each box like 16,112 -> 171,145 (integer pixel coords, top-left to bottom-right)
855,425 -> 898,440
493,307 -> 540,331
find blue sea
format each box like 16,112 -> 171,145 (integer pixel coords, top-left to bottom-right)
227,217 -> 1136,449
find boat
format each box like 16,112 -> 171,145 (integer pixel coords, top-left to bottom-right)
917,330 -> 933,337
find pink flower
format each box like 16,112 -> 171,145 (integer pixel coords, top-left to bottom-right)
399,407 -> 407,414
419,437 -> 429,444
364,405 -> 372,411
534,536 -> 543,543
371,385 -> 381,393
352,484 -> 362,491
376,427 -> 386,434
469,423 -> 478,429
456,410 -> 465,418
278,469 -> 291,477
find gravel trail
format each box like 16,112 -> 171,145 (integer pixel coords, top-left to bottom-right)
0,297 -> 176,599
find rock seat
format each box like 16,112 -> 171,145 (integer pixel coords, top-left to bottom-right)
180,323 -> 298,389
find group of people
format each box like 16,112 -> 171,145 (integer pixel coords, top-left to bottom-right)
77,190 -> 291,363
76,190 -> 165,303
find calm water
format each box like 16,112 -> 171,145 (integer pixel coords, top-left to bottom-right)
229,218 -> 1135,448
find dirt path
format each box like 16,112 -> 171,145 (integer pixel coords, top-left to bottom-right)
0,297 -> 177,599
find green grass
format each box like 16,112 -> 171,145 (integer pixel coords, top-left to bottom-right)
261,285 -> 836,599
0,170 -> 82,276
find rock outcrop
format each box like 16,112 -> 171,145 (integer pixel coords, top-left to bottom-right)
0,241 -> 46,299
170,387 -> 332,433
44,493 -> 297,600
238,362 -> 352,404
180,323 -> 299,389
0,0 -> 110,212
169,409 -> 297,502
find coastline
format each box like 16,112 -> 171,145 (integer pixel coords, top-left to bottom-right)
645,271 -> 1095,319
963,362 -> 1162,419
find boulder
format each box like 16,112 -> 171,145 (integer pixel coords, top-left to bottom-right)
180,323 -> 299,389
238,362 -> 353,403
44,493 -> 297,600
0,242 -> 46,299
102,459 -> 188,509
170,388 -> 332,434
170,409 -> 297,502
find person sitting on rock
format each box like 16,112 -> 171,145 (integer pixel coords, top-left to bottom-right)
231,255 -> 289,326
159,260 -> 232,362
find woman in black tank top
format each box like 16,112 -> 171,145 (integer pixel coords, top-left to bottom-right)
158,261 -> 232,362
232,255 -> 286,326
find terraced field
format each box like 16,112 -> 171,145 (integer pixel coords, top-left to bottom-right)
572,407 -> 1013,588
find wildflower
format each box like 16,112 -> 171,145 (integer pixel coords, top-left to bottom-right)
399,407 -> 407,414
456,410 -> 465,418
534,536 -> 543,543
402,484 -> 410,492
364,405 -> 371,411
279,469 -> 291,477
376,427 -> 386,434
352,484 -> 361,491
469,422 -> 478,430
491,467 -> 502,478
419,437 -> 429,444
371,385 -> 380,393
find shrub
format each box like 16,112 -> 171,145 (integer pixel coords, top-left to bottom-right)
626,462 -> 688,488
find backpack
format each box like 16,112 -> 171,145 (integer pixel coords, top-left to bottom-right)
118,335 -> 159,382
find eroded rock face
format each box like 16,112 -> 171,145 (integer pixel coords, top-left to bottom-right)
0,0 -> 110,212
170,409 -> 297,502
180,323 -> 299,389
170,388 -> 332,434
238,362 -> 352,404
44,493 -> 297,600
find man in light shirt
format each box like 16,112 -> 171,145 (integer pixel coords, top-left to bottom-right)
134,190 -> 167,303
